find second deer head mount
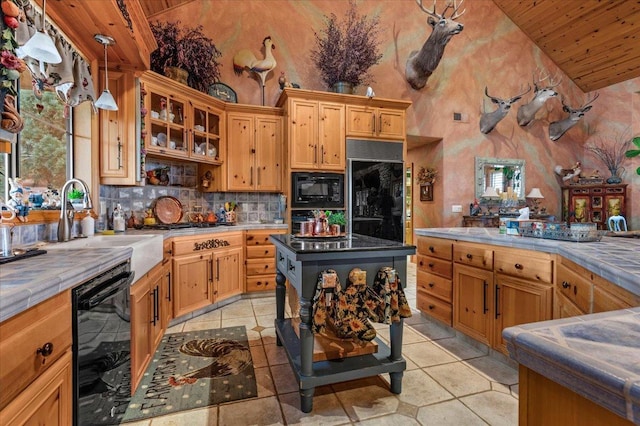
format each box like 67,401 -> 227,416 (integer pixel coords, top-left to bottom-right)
479,85 -> 531,134
405,0 -> 465,91
517,70 -> 561,126
548,92 -> 599,141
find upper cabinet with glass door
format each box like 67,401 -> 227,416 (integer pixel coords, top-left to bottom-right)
144,83 -> 189,159
189,101 -> 223,165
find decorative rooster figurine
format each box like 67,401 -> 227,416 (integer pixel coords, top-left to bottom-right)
233,36 -> 277,105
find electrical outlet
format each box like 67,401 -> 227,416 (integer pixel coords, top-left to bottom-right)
452,204 -> 463,213
453,112 -> 469,123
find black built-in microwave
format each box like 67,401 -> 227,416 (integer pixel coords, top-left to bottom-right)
291,172 -> 344,208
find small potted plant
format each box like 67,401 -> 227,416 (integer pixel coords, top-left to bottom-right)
150,21 -> 222,93
326,210 -> 346,235
68,188 -> 84,210
311,0 -> 382,93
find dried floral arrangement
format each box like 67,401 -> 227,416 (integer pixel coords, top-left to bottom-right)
586,132 -> 632,175
150,21 -> 222,93
416,166 -> 438,185
310,0 -> 383,89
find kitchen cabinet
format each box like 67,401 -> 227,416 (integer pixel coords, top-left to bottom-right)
99,69 -> 139,185
0,291 -> 72,425
345,105 -> 405,141
245,229 -> 286,292
561,183 -> 627,229
225,106 -> 283,192
415,236 -> 453,325
172,232 -> 244,318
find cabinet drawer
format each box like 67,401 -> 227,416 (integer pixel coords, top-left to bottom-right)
556,263 -> 592,313
417,291 -> 452,326
0,291 -> 71,411
417,236 -> 452,261
245,231 -> 274,246
453,243 -> 493,270
592,286 -> 633,313
417,270 -> 452,302
246,275 -> 277,292
246,258 -> 276,275
417,254 -> 452,279
494,250 -> 553,283
172,232 -> 244,256
246,245 -> 276,259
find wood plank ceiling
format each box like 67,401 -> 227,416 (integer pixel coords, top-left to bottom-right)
136,0 -> 640,92
492,0 -> 640,92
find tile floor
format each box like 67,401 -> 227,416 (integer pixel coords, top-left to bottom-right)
125,260 -> 519,425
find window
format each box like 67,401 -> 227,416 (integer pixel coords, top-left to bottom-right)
1,76 -> 71,203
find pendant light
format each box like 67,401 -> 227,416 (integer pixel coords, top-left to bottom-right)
94,34 -> 118,111
16,0 -> 62,64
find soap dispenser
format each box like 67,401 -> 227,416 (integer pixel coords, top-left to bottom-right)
113,204 -> 126,232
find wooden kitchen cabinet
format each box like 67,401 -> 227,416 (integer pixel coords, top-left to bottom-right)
416,236 -> 453,325
172,232 -> 244,318
99,69 -> 139,185
245,229 -> 286,293
453,263 -> 493,346
345,105 -> 405,141
225,107 -> 283,191
561,183 -> 627,229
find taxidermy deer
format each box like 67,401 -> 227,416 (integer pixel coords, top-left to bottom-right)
479,85 -> 531,134
405,0 -> 465,90
517,71 -> 561,126
548,93 -> 599,141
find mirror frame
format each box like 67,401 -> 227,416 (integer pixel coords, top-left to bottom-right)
475,157 -> 526,200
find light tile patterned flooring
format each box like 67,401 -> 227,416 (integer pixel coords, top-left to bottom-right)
125,261 -> 519,425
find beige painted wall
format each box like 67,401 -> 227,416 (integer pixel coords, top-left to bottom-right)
154,0 -> 639,229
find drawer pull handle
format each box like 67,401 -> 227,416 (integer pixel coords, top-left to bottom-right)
289,263 -> 295,271
428,246 -> 435,253
37,342 -> 54,359
562,281 -> 571,289
428,304 -> 435,310
514,263 -> 523,270
466,253 -> 472,259
279,254 -> 284,261
428,282 -> 435,287
428,263 -> 435,268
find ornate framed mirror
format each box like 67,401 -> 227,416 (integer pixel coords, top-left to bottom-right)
475,157 -> 525,200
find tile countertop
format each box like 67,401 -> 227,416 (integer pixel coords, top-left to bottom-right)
0,223 -> 288,323
414,227 -> 640,297
503,308 -> 640,424
416,227 -> 640,424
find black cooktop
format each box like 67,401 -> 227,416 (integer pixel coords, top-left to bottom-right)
142,222 -> 235,230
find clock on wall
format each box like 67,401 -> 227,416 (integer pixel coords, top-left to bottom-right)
208,83 -> 237,103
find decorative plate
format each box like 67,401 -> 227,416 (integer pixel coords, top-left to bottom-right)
208,82 -> 237,103
153,196 -> 183,224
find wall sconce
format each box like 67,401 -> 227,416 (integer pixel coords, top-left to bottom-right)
94,34 -> 118,111
16,0 -> 62,66
526,188 -> 545,212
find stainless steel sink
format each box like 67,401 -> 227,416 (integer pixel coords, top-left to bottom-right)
45,233 -> 164,281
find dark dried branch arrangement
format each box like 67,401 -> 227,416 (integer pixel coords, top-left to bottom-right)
150,21 -> 222,93
311,0 -> 382,89
586,131 -> 632,172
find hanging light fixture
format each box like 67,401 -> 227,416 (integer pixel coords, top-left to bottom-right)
93,34 -> 118,111
16,0 -> 62,64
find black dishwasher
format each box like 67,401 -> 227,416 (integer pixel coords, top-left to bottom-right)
72,261 -> 134,426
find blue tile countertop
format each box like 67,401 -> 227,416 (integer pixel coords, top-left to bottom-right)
503,308 -> 640,424
0,223 -> 288,323
414,227 -> 640,297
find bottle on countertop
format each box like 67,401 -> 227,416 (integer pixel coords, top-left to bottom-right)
81,215 -> 95,236
113,204 -> 126,232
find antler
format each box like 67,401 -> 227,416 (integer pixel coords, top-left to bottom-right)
416,0 -> 465,20
510,84 -> 532,101
583,92 -> 599,107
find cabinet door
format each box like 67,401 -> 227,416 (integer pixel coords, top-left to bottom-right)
144,84 -> 189,159
377,109 -> 405,140
554,291 -> 587,319
148,266 -> 165,353
290,99 -> 318,169
173,253 -> 212,317
227,113 -> 255,191
453,264 -> 493,346
161,262 -> 173,328
0,351 -> 72,426
346,105 -> 376,137
214,247 -> 243,301
190,102 -> 223,164
255,115 -> 282,191
99,70 -> 138,185
318,102 -> 345,170
493,274 -> 552,354
130,278 -> 151,392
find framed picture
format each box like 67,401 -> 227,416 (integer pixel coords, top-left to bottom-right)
420,183 -> 433,201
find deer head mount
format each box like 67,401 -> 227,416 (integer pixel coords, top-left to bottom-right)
405,0 -> 465,90
548,92 -> 599,141
517,70 -> 561,126
479,85 -> 531,134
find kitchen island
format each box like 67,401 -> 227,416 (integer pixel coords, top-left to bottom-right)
270,233 -> 416,413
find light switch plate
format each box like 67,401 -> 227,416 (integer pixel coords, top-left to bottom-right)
452,205 -> 463,213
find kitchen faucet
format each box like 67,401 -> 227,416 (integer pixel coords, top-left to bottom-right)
58,178 -> 93,242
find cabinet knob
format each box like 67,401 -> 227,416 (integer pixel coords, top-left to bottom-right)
428,304 -> 435,310
428,246 -> 435,253
562,281 -> 571,289
466,253 -> 473,259
514,263 -> 523,270
428,263 -> 435,268
419,260 -> 423,266
37,342 -> 54,358
428,282 -> 435,288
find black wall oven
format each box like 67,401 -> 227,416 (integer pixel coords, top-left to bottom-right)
72,261 -> 134,426
291,172 -> 344,209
